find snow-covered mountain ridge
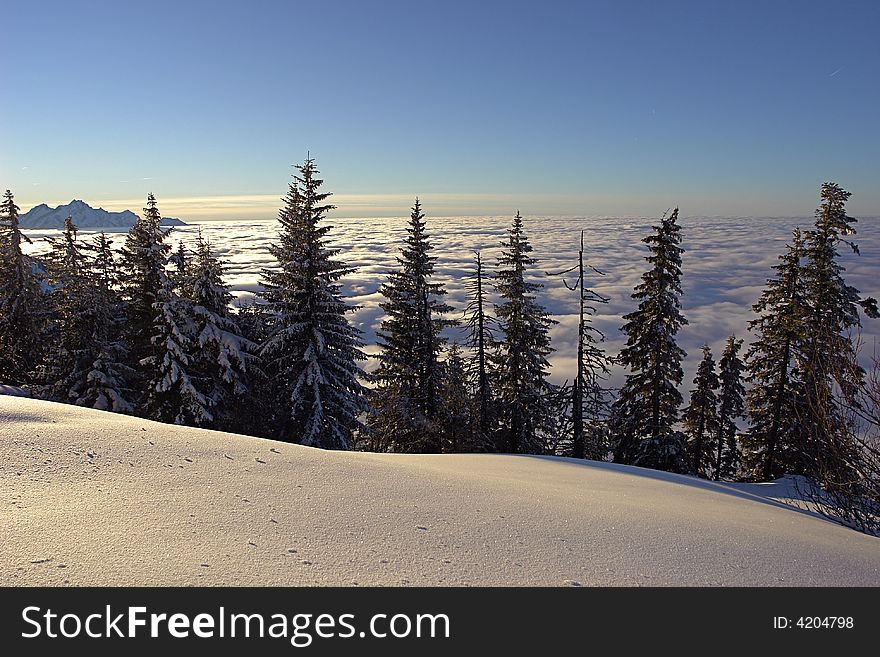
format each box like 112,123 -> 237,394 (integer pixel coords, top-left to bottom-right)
20,199 -> 186,229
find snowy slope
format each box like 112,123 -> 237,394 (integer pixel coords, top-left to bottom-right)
20,200 -> 186,229
1,396 -> 878,586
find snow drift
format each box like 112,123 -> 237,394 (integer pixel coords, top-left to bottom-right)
1,396 -> 878,586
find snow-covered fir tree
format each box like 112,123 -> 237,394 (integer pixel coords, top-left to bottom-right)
259,156 -> 369,449
143,280 -> 210,426
169,239 -> 191,296
742,229 -> 810,479
714,335 -> 745,480
119,193 -> 173,382
368,198 -> 454,453
0,189 -> 48,384
125,198 -> 209,425
493,211 -> 555,454
40,217 -> 100,397
68,233 -> 136,412
462,250 -> 497,451
682,345 -> 720,478
609,208 -> 689,473
183,230 -> 260,433
798,183 -> 876,482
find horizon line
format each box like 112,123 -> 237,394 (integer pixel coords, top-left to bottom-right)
14,192 -> 880,221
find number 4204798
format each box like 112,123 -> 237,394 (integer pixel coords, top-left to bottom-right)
773,617 -> 854,629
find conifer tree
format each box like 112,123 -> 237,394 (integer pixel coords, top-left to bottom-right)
548,230 -> 613,460
714,335 -> 745,480
463,250 -> 497,451
119,193 -> 173,374
259,156 -> 369,449
0,189 -> 48,384
683,345 -> 719,477
609,208 -> 689,472
70,233 -> 136,412
494,211 -> 555,454
143,279 -> 209,425
798,183 -> 876,481
369,199 -> 454,452
118,197 -> 205,425
40,217 -> 100,397
184,231 -> 260,432
742,229 -> 809,478
170,240 -> 191,293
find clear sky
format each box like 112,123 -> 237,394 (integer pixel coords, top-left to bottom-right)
2,0 -> 879,219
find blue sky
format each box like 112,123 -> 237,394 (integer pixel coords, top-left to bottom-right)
2,0 -> 878,219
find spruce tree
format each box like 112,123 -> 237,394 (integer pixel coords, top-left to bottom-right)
259,156 -> 369,449
143,279 -> 209,425
799,183 -> 876,482
115,193 -> 203,423
70,233 -> 136,412
714,335 -> 745,480
683,345 -> 719,478
119,193 -> 173,376
494,211 -> 555,454
0,190 -> 48,384
463,250 -> 497,451
41,217 -> 100,398
549,230 -> 613,460
743,229 -> 810,479
184,231 -> 260,432
609,208 -> 689,472
170,240 -> 191,294
369,198 -> 454,452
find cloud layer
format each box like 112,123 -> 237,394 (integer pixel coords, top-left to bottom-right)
23,214 -> 880,390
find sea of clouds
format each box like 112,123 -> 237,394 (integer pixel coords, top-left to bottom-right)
23,214 -> 880,391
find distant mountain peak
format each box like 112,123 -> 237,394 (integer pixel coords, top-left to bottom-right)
19,199 -> 187,229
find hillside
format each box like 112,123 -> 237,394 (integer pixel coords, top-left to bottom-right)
1,396 -> 877,586
20,200 -> 186,229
